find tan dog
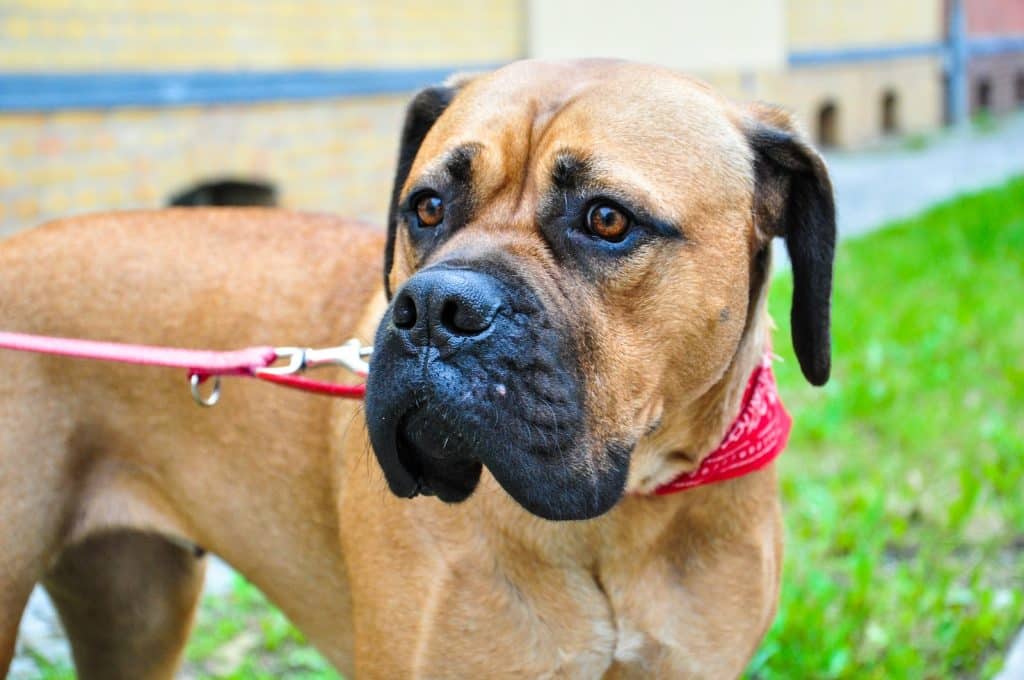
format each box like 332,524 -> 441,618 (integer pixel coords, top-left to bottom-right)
0,59 -> 834,679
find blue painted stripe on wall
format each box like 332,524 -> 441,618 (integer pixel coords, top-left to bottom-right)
968,35 -> 1024,56
788,36 -> 1024,68
0,65 -> 502,112
2,38 -> 1022,112
788,42 -> 947,67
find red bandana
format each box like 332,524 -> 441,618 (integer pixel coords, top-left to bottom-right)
653,354 -> 792,495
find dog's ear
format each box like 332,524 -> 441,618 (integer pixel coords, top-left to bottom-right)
384,76 -> 477,298
746,104 -> 836,386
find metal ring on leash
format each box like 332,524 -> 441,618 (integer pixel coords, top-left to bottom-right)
189,373 -> 221,407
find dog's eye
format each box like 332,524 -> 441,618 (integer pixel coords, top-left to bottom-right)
586,203 -> 631,242
415,193 -> 445,227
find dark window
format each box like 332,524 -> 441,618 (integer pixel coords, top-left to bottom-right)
942,73 -> 955,125
816,100 -> 839,148
881,90 -> 899,134
1016,72 -> 1024,107
976,77 -> 992,112
169,180 -> 276,207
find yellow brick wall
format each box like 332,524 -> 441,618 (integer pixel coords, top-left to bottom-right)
0,0 -> 523,70
786,0 -> 944,50
0,96 -> 412,235
0,1 -> 527,236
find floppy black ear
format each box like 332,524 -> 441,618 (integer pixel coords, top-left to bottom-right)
747,106 -> 836,386
384,85 -> 459,298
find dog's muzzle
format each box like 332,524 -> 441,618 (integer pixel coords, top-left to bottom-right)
364,264 -> 630,521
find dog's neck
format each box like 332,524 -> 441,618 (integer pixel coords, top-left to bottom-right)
624,266 -> 773,495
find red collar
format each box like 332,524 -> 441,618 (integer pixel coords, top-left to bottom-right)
652,353 -> 791,495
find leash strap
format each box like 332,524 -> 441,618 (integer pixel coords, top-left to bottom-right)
1,330 -> 790,494
252,371 -> 367,398
0,330 -> 368,405
0,331 -> 276,375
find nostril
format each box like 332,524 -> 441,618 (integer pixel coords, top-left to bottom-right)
440,298 -> 492,336
393,293 -> 418,330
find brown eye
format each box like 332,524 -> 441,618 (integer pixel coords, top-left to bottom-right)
586,203 -> 630,242
415,193 -> 444,227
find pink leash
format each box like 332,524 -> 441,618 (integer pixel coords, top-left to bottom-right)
0,331 -> 369,406
0,331 -> 795,495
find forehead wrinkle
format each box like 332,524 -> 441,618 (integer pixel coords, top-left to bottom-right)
550,149 -> 595,191
491,89 -> 592,226
539,149 -> 670,216
403,142 -> 481,199
586,157 -> 672,213
444,142 -> 480,182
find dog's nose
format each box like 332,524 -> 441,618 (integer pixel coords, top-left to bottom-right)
391,269 -> 502,347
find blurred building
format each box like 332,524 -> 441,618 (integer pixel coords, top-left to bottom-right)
0,1 -> 522,235
532,0 -> 950,148
1,1 -> 1022,236
954,0 -> 1024,115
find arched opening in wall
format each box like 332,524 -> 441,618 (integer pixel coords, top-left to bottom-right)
941,73 -> 952,125
881,90 -> 899,135
1016,72 -> 1024,107
816,100 -> 839,148
976,77 -> 992,113
169,179 -> 277,207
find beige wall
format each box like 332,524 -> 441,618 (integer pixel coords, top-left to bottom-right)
0,0 -> 524,70
527,0 -> 786,71
757,57 -> 945,147
786,0 -> 944,50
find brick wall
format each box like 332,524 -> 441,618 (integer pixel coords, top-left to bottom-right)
958,1 -> 1024,116
0,0 -> 526,237
0,0 -> 523,70
787,0 -> 944,50
0,95 -> 417,236
969,53 -> 1024,113
966,0 -> 1024,36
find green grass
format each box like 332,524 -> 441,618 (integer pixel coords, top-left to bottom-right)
901,132 -> 932,152
183,578 -> 341,679
972,110 -> 1000,135
20,652 -> 73,680
22,180 -> 1023,678
749,177 -> 1024,678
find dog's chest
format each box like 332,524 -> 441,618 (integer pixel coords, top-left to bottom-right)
405,559 -> 695,678
394,556 -> 613,677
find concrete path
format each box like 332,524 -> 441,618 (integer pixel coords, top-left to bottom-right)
9,114 -> 1024,677
998,627 -> 1024,680
825,112 -> 1024,240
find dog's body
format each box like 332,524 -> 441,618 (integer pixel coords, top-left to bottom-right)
0,60 -> 833,679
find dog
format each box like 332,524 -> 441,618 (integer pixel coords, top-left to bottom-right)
0,59 -> 834,678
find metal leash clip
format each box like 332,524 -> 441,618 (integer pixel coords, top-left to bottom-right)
259,338 -> 373,378
189,374 -> 222,407
188,339 -> 372,407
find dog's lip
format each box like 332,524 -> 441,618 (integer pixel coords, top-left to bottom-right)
367,405 -> 422,499
393,409 -> 482,502
395,413 -> 435,497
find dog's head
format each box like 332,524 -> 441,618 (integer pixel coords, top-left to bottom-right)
365,60 -> 835,520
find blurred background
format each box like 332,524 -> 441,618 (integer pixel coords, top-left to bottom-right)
2,1 -> 1022,678
1,0 -> 1022,237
